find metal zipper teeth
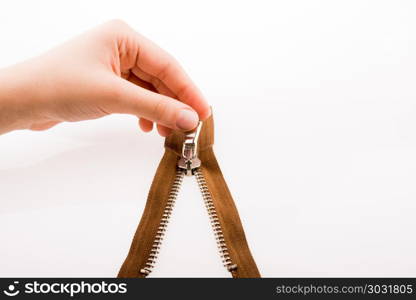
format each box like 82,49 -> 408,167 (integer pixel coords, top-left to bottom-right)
139,168 -> 184,276
139,166 -> 237,276
194,168 -> 238,272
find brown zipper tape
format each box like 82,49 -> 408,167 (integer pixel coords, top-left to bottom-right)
118,113 -> 260,278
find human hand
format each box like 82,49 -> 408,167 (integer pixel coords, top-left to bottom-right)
0,20 -> 210,136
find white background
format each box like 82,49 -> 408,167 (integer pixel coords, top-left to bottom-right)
0,0 -> 416,277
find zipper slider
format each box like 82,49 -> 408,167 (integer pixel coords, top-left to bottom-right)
178,121 -> 202,176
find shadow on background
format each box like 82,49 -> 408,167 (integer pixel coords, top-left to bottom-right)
0,125 -> 164,214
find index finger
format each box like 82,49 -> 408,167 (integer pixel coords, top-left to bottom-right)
131,33 -> 211,120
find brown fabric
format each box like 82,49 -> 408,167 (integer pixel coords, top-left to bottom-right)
117,150 -> 178,278
118,114 -> 260,278
199,148 -> 260,278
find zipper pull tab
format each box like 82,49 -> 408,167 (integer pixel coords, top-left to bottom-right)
178,121 -> 202,176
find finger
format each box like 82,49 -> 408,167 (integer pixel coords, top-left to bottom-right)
129,72 -> 175,134
132,67 -> 176,98
132,34 -> 211,120
108,76 -> 199,131
156,124 -> 172,137
127,72 -> 157,93
139,118 -> 153,132
29,121 -> 61,131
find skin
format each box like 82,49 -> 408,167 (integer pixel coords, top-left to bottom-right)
0,20 -> 211,136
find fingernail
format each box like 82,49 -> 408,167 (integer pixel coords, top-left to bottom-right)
176,109 -> 199,130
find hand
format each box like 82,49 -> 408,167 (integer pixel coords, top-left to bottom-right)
0,20 -> 210,136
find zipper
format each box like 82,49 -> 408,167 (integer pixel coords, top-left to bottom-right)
138,168 -> 184,276
194,168 -> 238,272
118,113 -> 260,278
139,122 -> 237,276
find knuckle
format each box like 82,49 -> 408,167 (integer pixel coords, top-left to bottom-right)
176,83 -> 191,100
106,19 -> 129,30
154,52 -> 180,81
155,62 -> 171,82
98,19 -> 132,40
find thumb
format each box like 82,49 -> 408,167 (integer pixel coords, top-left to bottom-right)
108,77 -> 199,131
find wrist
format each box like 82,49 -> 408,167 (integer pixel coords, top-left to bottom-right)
0,62 -> 47,134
